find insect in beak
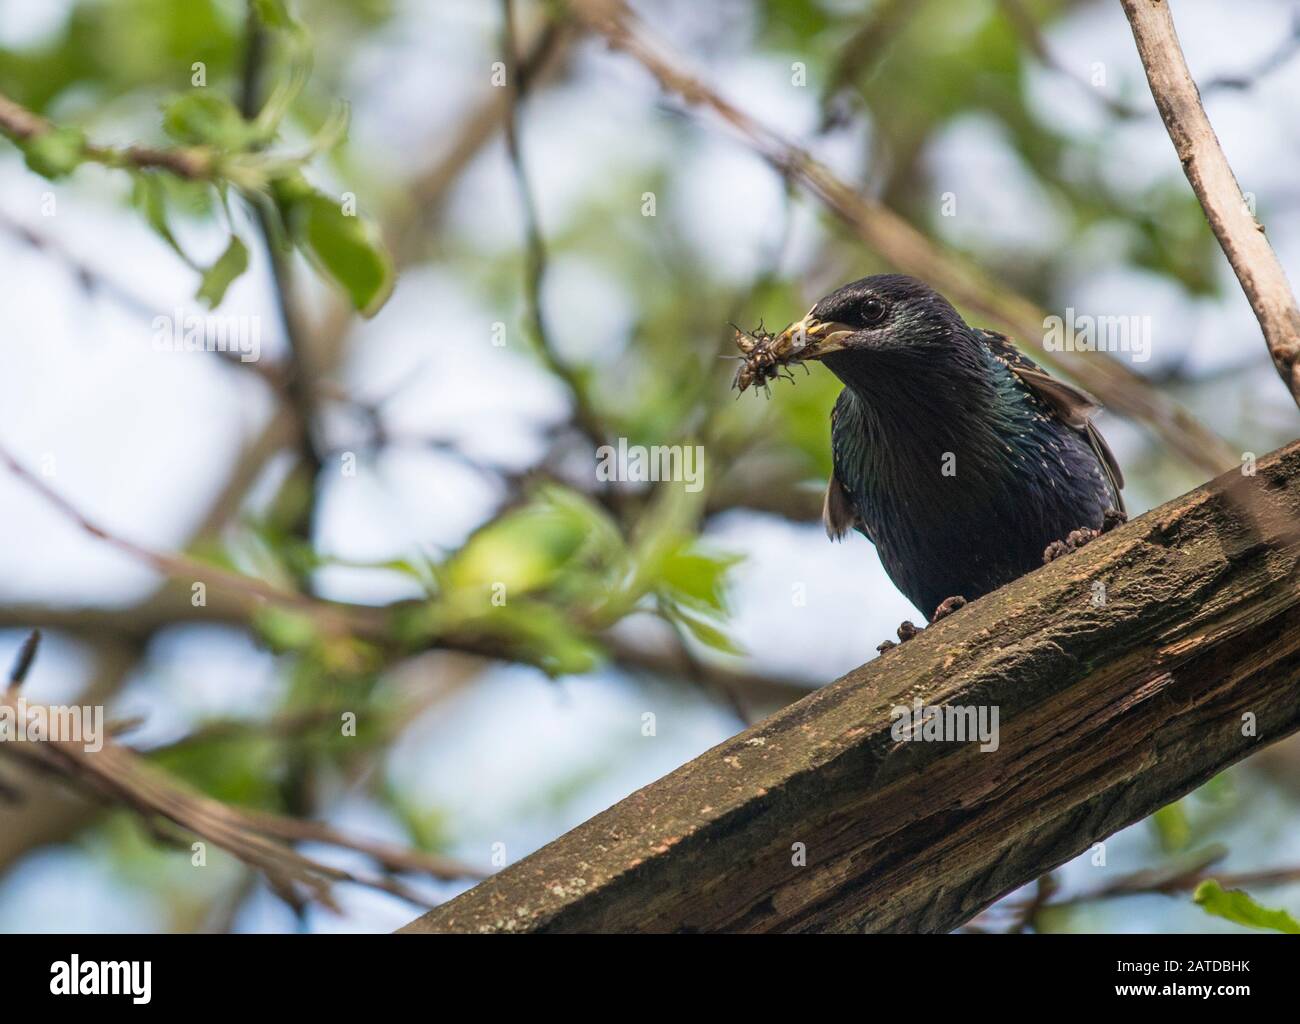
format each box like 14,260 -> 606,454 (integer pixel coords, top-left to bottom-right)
773,313 -> 855,361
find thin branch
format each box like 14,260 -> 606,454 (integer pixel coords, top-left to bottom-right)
1009,872 -> 1058,933
501,0 -> 610,461
0,440 -> 813,709
240,811 -> 481,884
239,7 -> 325,578
999,0 -> 1144,119
0,440 -> 374,638
1003,1 -> 1300,121
0,210 -> 288,393
818,0 -> 920,131
0,91 -> 214,179
0,638 -> 142,873
0,409 -> 298,875
1121,0 -> 1300,410
0,686 -> 483,910
312,17 -> 577,395
1198,12 -> 1300,92
396,19 -> 575,262
568,0 -> 1238,476
6,629 -> 41,690
1023,849 -> 1300,914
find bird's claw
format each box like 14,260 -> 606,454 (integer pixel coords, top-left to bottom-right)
1042,510 -> 1126,565
1042,507 -> 1127,564
931,595 -> 967,623
877,618 -> 922,654
896,620 -> 922,642
876,601 -> 966,654
1043,527 -> 1100,563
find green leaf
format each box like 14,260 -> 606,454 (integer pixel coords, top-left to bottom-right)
162,93 -> 250,150
660,544 -> 740,614
1152,801 -> 1192,852
252,0 -> 297,30
195,235 -> 249,307
22,126 -> 86,179
446,501 -> 589,596
131,173 -> 195,267
494,603 -> 603,676
667,606 -> 744,656
278,183 -> 393,316
1193,880 -> 1300,934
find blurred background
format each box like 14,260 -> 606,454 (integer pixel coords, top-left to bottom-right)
0,0 -> 1297,933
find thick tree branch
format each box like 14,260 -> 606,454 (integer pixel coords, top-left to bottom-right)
402,439 -> 1300,933
1122,0 -> 1300,410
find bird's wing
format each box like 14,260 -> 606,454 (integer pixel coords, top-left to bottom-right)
822,472 -> 861,540
825,392 -> 871,541
979,329 -> 1126,512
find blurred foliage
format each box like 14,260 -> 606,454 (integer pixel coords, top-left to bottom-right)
1,0 -> 1297,934
1,0 -> 394,313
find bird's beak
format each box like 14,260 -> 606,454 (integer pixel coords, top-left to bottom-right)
773,313 -> 855,361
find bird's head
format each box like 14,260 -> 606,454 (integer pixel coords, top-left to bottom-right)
771,274 -> 970,390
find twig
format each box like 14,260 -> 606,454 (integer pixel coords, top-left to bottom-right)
1024,852 -> 1300,913
999,0 -> 1144,119
0,686 -> 482,910
501,0 -> 610,458
568,0 -> 1238,476
239,7 -> 325,574
0,440 -> 374,637
240,811 -> 482,883
1003,1 -> 1300,121
312,18 -> 576,375
1009,871 -> 1057,933
0,210 -> 287,392
1121,0 -> 1300,411
1199,13 -> 1300,92
6,629 -> 41,690
0,439 -> 814,708
0,91 -> 213,179
396,19 -> 575,261
818,0 -> 920,130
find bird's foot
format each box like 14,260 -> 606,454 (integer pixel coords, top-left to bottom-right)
876,619 -> 922,654
1043,528 -> 1098,563
1043,510 -> 1126,564
930,595 -> 967,623
876,598 -> 965,654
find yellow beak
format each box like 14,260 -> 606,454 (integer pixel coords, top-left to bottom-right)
773,313 -> 856,360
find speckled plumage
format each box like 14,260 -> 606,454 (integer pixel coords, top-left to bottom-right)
808,275 -> 1124,618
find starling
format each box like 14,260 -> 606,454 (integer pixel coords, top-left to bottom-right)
746,274 -> 1125,628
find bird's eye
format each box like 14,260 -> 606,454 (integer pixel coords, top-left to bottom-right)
861,298 -> 887,326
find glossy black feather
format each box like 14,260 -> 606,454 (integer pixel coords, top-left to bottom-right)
813,275 -> 1123,618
